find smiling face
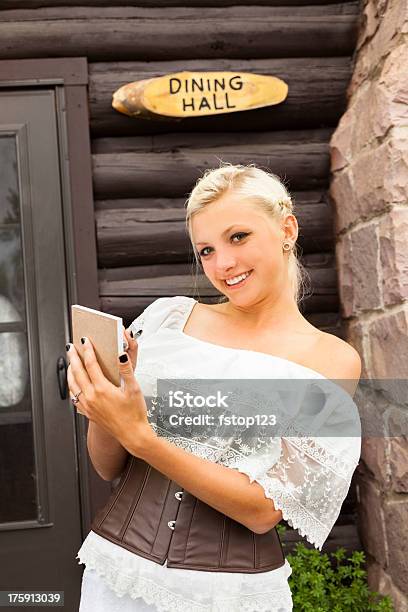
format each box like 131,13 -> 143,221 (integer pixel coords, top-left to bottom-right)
190,190 -> 298,307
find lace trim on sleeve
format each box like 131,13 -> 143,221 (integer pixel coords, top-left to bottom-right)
226,436 -> 360,551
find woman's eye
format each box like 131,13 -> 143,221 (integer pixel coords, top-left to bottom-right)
199,247 -> 211,257
231,232 -> 248,242
199,233 -> 249,258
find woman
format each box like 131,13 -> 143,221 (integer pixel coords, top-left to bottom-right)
69,163 -> 362,611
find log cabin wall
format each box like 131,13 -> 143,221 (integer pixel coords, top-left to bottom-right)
0,0 -> 363,553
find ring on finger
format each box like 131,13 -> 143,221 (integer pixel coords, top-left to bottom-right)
71,390 -> 83,404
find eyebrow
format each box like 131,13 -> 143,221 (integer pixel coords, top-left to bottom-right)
194,225 -> 243,246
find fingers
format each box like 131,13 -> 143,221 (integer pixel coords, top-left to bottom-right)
67,361 -> 77,395
124,326 -> 139,371
123,327 -> 134,368
67,362 -> 87,416
118,351 -> 141,396
123,326 -> 131,350
66,342 -> 93,397
79,337 -> 110,390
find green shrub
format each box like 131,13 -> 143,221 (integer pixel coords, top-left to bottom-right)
276,524 -> 394,612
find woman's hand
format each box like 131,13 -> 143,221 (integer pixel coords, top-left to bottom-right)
66,332 -> 154,456
122,325 -> 139,371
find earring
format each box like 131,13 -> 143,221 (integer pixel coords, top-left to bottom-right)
282,241 -> 292,252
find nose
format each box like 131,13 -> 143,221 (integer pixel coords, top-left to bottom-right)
214,251 -> 238,277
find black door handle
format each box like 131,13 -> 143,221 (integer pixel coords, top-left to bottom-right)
56,355 -> 68,400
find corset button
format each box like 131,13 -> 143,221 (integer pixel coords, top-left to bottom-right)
175,491 -> 183,501
168,520 -> 176,530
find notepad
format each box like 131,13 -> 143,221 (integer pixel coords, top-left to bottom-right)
71,305 -> 124,388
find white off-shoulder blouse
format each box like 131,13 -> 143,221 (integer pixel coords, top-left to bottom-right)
76,295 -> 361,612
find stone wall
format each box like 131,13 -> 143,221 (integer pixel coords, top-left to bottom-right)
329,0 -> 408,610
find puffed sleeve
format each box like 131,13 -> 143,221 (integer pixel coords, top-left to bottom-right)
128,298 -> 163,338
127,296 -> 186,339
223,379 -> 361,550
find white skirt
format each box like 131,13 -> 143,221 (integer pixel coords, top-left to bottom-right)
79,564 -> 293,612
79,566 -> 161,612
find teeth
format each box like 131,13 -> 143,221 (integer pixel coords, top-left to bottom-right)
225,271 -> 251,286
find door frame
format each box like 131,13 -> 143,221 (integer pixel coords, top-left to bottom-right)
0,57 -> 109,539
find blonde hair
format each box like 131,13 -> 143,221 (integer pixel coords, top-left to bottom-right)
185,162 -> 311,306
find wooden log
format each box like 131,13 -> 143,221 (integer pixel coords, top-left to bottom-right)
98,262 -> 194,281
0,1 -> 362,8
101,293 -> 343,336
97,269 -> 341,339
98,253 -> 338,317
92,129 -> 333,153
0,5 -> 359,62
105,297 -> 340,332
92,129 -> 332,198
96,255 -> 343,335
89,57 -> 351,136
95,198 -> 189,211
98,255 -> 337,299
98,253 -> 337,283
95,193 -> 334,265
306,312 -> 344,338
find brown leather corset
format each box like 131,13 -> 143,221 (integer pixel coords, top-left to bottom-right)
91,453 -> 285,573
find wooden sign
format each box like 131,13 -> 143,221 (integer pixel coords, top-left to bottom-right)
112,71 -> 288,119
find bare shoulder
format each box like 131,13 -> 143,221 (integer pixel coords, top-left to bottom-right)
314,332 -> 362,397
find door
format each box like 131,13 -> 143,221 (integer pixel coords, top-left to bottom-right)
0,90 -> 83,609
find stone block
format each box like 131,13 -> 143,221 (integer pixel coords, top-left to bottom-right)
344,45 -> 408,157
330,168 -> 360,232
334,222 -> 382,317
356,0 -> 382,50
368,559 -> 408,612
350,0 -> 408,92
336,233 -> 354,318
377,44 -> 408,133
387,406 -> 408,438
361,437 -> 389,486
345,319 -> 369,379
387,407 -> 408,493
350,80 -> 384,155
331,130 -> 408,235
330,111 -> 356,172
350,223 -> 382,312
351,135 -> 408,219
384,499 -> 408,594
368,309 -> 408,379
379,207 -> 408,305
389,437 -> 408,493
354,384 -> 389,470
357,478 -> 388,566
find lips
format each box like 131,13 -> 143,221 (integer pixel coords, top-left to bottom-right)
222,269 -> 253,281
223,269 -> 253,286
